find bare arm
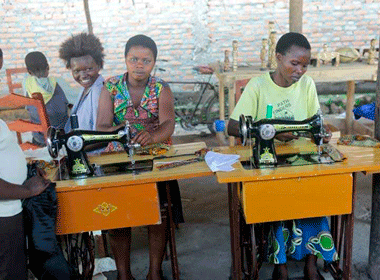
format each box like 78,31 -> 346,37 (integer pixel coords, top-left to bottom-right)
96,86 -> 124,132
0,175 -> 51,200
133,85 -> 175,146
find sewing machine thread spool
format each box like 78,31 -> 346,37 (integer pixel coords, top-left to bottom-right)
70,114 -> 79,130
266,104 -> 273,119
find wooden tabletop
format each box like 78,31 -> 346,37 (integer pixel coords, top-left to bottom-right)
51,142 -> 214,192
216,137 -> 380,184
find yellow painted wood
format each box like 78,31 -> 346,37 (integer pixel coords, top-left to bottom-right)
47,142 -> 213,234
90,142 -> 207,166
241,173 -> 352,224
56,182 -> 160,235
216,139 -> 380,184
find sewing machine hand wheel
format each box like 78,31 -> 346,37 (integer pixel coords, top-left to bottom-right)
47,126 -> 61,158
239,114 -> 254,146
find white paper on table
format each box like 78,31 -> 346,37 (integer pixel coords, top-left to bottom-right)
204,151 -> 240,172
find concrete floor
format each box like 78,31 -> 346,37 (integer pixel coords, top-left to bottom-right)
96,131 -> 374,280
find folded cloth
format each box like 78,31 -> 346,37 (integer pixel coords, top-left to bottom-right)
337,134 -> 380,148
353,102 -> 375,120
205,151 -> 240,172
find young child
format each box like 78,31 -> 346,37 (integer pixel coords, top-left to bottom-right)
97,34 -> 183,280
23,51 -> 74,146
59,33 -> 105,132
228,32 -> 334,280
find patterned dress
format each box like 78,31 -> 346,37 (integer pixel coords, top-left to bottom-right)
267,218 -> 338,264
104,73 -> 183,224
105,73 -> 169,143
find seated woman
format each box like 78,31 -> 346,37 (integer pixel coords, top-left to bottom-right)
59,32 -> 105,132
227,32 -> 336,280
22,51 -> 74,146
97,34 -> 184,280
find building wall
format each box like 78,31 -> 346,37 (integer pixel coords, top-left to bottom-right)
0,0 -> 379,96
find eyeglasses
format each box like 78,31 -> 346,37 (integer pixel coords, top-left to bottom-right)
127,57 -> 153,65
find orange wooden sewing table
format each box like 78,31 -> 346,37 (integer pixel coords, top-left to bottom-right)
215,138 -> 380,280
49,142 -> 213,280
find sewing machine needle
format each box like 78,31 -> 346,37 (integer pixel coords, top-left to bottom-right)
318,138 -> 323,162
129,148 -> 136,166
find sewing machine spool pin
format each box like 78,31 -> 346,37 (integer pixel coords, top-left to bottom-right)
239,113 -> 330,168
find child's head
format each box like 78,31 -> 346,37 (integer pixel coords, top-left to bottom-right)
25,51 -> 49,78
275,32 -> 311,56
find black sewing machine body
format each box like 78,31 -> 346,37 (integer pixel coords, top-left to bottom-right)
239,113 -> 329,168
47,125 -> 141,179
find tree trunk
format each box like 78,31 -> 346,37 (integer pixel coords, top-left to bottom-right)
83,0 -> 93,34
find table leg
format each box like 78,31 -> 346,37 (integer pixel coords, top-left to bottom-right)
342,172 -> 357,279
166,182 -> 180,280
60,233 -> 95,280
228,182 -> 242,280
82,232 -> 95,280
219,78 -> 225,122
228,81 -> 236,146
345,80 -> 355,135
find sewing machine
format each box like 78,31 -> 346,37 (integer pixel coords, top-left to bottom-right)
239,113 -> 330,168
47,117 -> 141,178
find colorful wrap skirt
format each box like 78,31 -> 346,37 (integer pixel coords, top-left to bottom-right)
267,217 -> 338,264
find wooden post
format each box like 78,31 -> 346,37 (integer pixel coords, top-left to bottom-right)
289,0 -> 303,33
368,37 -> 380,280
83,0 -> 93,34
345,80 -> 355,134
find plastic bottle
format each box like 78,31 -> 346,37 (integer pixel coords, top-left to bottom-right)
214,120 -> 228,146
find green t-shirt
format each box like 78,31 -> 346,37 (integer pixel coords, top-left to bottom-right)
230,72 -> 320,121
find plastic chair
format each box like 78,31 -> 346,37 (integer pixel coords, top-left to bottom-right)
235,78 -> 250,104
6,67 -> 28,94
0,92 -> 50,150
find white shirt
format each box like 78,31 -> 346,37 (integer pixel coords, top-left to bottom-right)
0,119 -> 27,217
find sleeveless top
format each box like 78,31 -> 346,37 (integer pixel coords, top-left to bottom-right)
104,73 -> 170,152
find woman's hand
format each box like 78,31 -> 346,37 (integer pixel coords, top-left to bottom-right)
322,124 -> 332,143
132,131 -> 155,146
275,132 -> 299,142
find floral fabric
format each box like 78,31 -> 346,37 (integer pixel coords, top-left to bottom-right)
268,217 -> 338,264
103,73 -> 170,152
